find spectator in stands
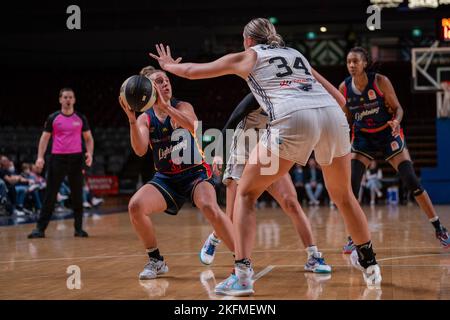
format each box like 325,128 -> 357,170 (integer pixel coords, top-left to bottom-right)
291,163 -> 306,205
82,174 -> 104,208
57,176 -> 103,210
0,155 -> 31,215
304,158 -> 324,206
366,160 -> 383,206
0,178 -> 9,215
15,163 -> 41,214
30,164 -> 46,189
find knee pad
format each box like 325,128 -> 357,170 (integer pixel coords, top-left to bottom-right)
397,161 -> 424,196
351,159 -> 367,198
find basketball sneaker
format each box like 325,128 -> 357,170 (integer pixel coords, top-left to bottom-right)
214,264 -> 254,296
139,258 -> 169,280
436,227 -> 450,248
27,228 -> 45,239
74,229 -> 89,237
304,251 -> 332,273
350,250 -> 382,287
214,273 -> 237,295
342,236 -> 355,254
199,233 -> 221,265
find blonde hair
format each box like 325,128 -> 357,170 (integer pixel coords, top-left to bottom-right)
243,18 -> 284,47
139,66 -> 165,77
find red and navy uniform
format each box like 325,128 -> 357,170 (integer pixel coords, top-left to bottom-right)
344,72 -> 405,160
145,98 -> 213,215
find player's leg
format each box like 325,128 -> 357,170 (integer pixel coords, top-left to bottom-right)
322,155 -> 372,244
199,178 -> 237,265
342,151 -> 371,253
225,179 -> 238,221
216,143 -> 294,296
389,149 -> 450,247
316,107 -> 381,286
266,173 -> 331,273
128,183 -> 169,280
321,154 -> 381,286
193,181 -> 235,253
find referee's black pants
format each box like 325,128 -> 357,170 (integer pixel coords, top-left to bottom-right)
37,153 -> 84,231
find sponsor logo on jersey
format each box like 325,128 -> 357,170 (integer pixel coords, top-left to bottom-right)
279,78 -> 314,88
368,89 -> 377,101
73,121 -> 81,126
158,140 -> 188,161
391,141 -> 399,151
354,107 -> 380,121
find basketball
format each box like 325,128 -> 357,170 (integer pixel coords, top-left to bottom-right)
120,75 -> 158,112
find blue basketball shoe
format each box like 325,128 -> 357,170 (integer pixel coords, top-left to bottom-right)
436,227 -> 450,248
214,264 -> 254,296
304,251 -> 332,273
199,233 -> 221,265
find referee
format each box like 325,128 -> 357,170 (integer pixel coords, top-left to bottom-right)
28,88 -> 94,238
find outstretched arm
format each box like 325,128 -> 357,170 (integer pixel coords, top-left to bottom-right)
149,44 -> 257,80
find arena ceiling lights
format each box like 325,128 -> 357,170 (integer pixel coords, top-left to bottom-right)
370,0 -> 450,8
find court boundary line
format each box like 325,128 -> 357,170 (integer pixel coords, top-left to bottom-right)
253,265 -> 275,281
1,249 -> 449,265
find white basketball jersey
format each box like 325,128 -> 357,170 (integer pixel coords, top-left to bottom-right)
247,44 -> 338,120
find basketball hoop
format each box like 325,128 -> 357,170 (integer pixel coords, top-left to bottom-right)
439,81 -> 450,118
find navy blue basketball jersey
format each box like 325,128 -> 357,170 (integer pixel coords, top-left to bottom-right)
146,99 -> 204,174
344,73 -> 393,132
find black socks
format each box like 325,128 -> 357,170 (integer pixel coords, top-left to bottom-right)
235,258 -> 252,268
430,217 -> 443,232
147,248 -> 164,261
355,241 -> 377,268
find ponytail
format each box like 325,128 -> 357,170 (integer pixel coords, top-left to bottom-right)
244,18 -> 285,48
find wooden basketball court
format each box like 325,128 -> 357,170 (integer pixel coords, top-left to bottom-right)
1,205 -> 449,300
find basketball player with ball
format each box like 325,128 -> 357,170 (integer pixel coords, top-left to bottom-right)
150,18 -> 382,295
119,66 -> 236,280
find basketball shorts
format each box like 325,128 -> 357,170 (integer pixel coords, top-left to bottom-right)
352,126 -> 405,161
260,106 -> 351,166
148,163 -> 214,215
223,126 -> 263,185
